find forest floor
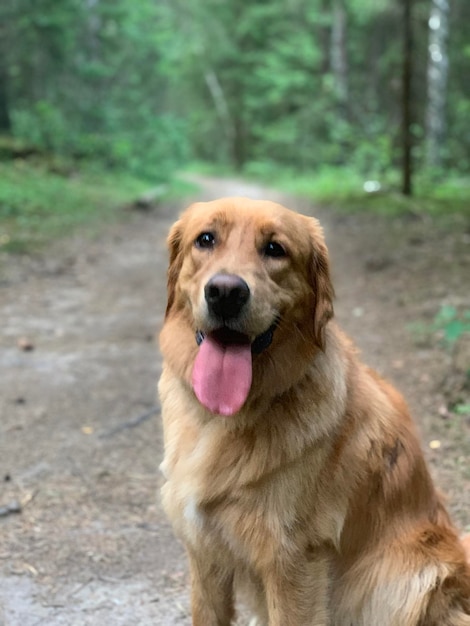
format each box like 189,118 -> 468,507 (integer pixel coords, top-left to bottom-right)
0,175 -> 469,626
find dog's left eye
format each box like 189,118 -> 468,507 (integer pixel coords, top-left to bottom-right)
195,232 -> 216,249
263,241 -> 287,258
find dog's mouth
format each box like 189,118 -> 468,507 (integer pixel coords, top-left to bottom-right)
195,325 -> 275,354
191,324 -> 276,417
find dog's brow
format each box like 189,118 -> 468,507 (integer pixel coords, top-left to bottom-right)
194,212 -> 230,234
210,211 -> 231,228
257,220 -> 285,239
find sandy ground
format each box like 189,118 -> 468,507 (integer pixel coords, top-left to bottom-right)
0,176 -> 469,625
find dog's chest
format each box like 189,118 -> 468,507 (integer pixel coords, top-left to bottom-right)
160,389 -> 343,562
161,477 -> 230,553
162,451 -> 307,569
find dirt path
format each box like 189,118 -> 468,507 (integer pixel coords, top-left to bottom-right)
0,176 -> 469,625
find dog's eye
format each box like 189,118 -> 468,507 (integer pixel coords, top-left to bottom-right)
264,241 -> 286,258
195,232 -> 216,249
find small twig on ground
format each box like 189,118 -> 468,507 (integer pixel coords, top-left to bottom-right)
99,406 -> 160,439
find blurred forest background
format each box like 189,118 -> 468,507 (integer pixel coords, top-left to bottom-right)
0,0 -> 469,249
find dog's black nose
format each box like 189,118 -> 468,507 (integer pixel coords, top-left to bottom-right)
205,274 -> 250,320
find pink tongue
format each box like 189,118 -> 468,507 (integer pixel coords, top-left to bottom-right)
192,334 -> 252,416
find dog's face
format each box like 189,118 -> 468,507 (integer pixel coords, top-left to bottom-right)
164,197 -> 334,415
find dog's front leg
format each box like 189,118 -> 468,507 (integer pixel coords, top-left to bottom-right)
188,548 -> 235,626
262,554 -> 330,626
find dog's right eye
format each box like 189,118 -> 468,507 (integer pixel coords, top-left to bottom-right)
195,232 -> 216,249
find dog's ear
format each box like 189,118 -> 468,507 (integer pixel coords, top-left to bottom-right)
165,220 -> 184,318
308,220 -> 334,350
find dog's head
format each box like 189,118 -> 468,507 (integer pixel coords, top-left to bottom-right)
163,197 -> 334,416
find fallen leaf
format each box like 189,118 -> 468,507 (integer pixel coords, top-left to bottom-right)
23,563 -> 38,576
20,492 -> 35,508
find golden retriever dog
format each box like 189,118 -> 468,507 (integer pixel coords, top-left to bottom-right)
158,197 -> 470,625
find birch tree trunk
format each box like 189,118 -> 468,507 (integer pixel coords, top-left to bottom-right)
402,0 -> 413,196
204,70 -> 236,159
330,0 -> 349,110
86,0 -> 101,61
425,0 -> 449,168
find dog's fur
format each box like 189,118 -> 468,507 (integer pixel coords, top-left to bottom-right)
159,197 -> 470,625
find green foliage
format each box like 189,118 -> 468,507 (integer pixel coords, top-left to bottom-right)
12,102 -> 69,152
409,305 -> 470,349
0,0 -> 469,208
433,306 -> 470,345
454,404 -> 470,416
0,0 -> 189,181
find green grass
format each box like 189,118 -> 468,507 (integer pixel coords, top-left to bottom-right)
0,160 -> 197,253
241,162 -> 470,219
184,160 -> 237,177
409,305 -> 470,349
185,160 -> 470,219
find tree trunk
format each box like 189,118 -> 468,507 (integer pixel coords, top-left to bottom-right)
425,0 -> 449,169
86,0 -> 101,61
204,70 -> 235,162
330,0 -> 349,110
0,65 -> 11,133
232,112 -> 246,171
402,0 -> 413,196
